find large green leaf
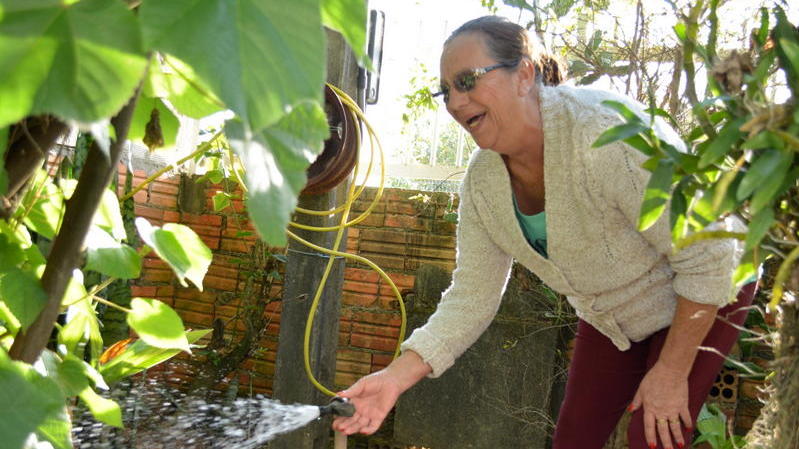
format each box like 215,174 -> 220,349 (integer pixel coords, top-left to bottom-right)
128,96 -> 180,151
322,0 -> 369,66
748,152 -> 793,214
59,296 -> 101,360
135,219 -> 212,289
20,171 -> 64,240
99,329 -> 210,384
127,297 -> 190,352
0,351 -> 65,449
146,56 -> 225,119
774,8 -> 799,94
0,0 -> 147,128
0,126 -> 7,196
140,0 -> 325,131
85,227 -> 142,279
592,122 -> 648,148
745,207 -> 775,252
36,407 -> 72,449
697,117 -> 746,169
737,149 -> 791,201
63,180 -> 126,241
0,232 -> 26,271
638,159 -> 674,231
78,387 -> 122,428
0,266 -> 47,330
226,102 -> 328,245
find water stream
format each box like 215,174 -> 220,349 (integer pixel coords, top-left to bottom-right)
71,376 -> 326,448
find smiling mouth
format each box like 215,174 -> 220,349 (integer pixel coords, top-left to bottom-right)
466,113 -> 485,128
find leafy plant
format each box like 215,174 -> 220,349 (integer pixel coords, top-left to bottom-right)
694,403 -> 747,449
0,0 -> 368,447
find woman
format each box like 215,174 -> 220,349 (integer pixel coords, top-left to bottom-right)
332,16 -> 754,449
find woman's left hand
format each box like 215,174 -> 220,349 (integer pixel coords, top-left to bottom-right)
629,362 -> 692,449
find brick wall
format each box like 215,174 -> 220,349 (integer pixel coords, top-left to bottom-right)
120,167 -> 458,395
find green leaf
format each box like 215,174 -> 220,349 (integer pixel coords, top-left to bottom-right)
59,296 -> 102,360
623,134 -> 656,157
140,0 -> 325,132
63,181 -> 127,241
745,207 -> 774,252
127,297 -> 191,352
774,8 -> 799,94
213,191 -> 232,212
601,100 -> 642,123
99,329 -> 210,384
152,56 -> 225,119
0,232 -> 26,271
638,159 -> 674,231
128,96 -> 180,150
135,219 -> 212,289
0,126 -> 7,196
670,180 -> 688,243
206,169 -> 225,184
0,267 -> 47,330
36,407 -> 72,449
673,23 -> 687,42
20,171 -> 64,240
592,122 -> 648,148
0,351 -> 66,449
56,354 -> 90,396
737,149 -> 791,201
741,130 -> 783,150
0,0 -> 147,128
749,154 -> 793,214
85,227 -> 142,279
755,8 -> 769,46
78,387 -> 122,428
322,0 -> 370,68
226,102 -> 328,245
733,251 -> 757,288
698,117 -> 746,168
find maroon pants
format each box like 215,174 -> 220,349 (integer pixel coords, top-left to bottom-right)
552,282 -> 757,449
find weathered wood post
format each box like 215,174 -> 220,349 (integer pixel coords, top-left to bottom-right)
271,29 -> 360,449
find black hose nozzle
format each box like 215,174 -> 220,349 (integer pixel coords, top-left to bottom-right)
319,397 -> 355,417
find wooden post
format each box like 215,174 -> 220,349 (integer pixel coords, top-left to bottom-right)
271,29 -> 360,449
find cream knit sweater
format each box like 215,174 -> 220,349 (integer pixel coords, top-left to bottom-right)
401,85 -> 745,378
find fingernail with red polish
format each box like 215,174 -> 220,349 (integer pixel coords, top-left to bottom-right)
678,442 -> 685,448
648,442 -> 656,449
627,404 -> 634,412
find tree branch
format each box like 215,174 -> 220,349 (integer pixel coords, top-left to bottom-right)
8,87 -> 142,364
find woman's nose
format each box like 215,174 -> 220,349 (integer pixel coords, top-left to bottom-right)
446,89 -> 469,114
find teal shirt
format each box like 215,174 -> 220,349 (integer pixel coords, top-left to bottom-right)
512,196 -> 548,258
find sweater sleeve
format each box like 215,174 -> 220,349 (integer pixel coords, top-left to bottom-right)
400,186 -> 514,378
599,128 -> 745,306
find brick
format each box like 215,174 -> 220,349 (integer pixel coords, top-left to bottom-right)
183,213 -> 224,227
335,372 -> 362,389
352,310 -> 402,327
348,228 -> 360,239
131,285 -> 157,297
372,353 -> 394,371
163,210 -> 181,223
387,273 -> 415,289
356,253 -> 404,270
141,268 -> 173,283
352,322 -> 400,338
432,220 -> 458,235
204,275 -> 238,291
336,349 -> 371,363
385,214 -> 431,232
133,190 -> 149,205
406,257 -> 454,273
149,192 -> 178,209
150,181 -> 179,195
179,311 -> 214,327
350,333 -> 397,352
174,298 -> 213,314
355,213 -> 384,227
385,201 -> 420,215
200,236 -> 220,250
135,204 -> 163,221
143,258 -> 169,269
359,241 -> 405,257
406,245 -> 456,261
359,228 -> 406,245
342,292 -> 376,307
220,238 -> 250,253
336,360 -> 371,375
343,280 -> 379,295
406,233 -> 456,248
378,296 -> 401,310
156,286 -> 175,297
187,223 -> 222,238
159,175 -> 181,185
207,264 -> 240,279
344,268 -> 380,284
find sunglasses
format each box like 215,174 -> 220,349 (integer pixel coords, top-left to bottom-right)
432,61 -> 518,104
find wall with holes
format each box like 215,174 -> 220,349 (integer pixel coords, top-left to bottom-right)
118,163 -> 771,443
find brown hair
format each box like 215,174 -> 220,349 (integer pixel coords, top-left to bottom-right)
445,16 -> 565,86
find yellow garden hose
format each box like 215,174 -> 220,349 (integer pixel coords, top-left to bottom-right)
291,84 -> 406,397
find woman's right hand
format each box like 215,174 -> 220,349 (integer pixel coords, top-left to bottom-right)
331,350 -> 432,435
331,369 -> 404,435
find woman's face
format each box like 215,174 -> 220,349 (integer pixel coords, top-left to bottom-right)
439,33 -> 529,153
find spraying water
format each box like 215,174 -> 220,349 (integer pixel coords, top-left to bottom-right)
71,375 -> 335,449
